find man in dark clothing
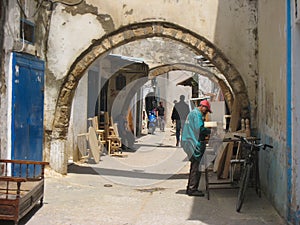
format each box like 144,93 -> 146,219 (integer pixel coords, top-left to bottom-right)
156,101 -> 165,131
115,113 -> 134,150
171,95 -> 190,146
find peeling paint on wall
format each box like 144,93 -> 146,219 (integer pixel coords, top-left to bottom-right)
266,91 -> 274,127
259,133 -> 287,214
62,1 -> 115,33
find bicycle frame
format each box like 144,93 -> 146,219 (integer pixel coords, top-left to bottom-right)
233,135 -> 273,212
236,143 -> 257,212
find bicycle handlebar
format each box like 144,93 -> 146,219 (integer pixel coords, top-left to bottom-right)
233,135 -> 273,150
233,135 -> 248,143
264,144 -> 273,149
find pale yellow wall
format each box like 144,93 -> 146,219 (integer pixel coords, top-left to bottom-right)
213,1 -> 258,121
46,0 -> 258,130
257,0 -> 287,216
257,1 -> 286,134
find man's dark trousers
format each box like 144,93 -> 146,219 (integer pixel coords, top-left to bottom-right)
187,157 -> 201,191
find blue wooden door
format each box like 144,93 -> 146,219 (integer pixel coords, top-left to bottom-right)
11,52 -> 44,164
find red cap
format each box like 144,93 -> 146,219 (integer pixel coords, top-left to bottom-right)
200,100 -> 212,113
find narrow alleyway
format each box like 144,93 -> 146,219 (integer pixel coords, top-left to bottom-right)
3,129 -> 286,225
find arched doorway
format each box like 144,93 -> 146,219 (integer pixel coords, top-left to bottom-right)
50,21 -> 249,174
149,63 -> 233,112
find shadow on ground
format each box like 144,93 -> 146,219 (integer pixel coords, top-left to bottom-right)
67,163 -> 98,174
68,163 -> 189,180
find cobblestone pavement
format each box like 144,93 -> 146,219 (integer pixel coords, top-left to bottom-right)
1,129 -> 286,225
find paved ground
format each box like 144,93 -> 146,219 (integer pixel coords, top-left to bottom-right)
2,128 -> 287,225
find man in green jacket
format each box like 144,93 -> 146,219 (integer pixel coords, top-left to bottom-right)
181,100 -> 212,197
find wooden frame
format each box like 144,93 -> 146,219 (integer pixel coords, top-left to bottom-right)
0,159 -> 49,224
88,115 -> 122,155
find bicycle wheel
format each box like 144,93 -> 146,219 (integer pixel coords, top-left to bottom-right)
236,164 -> 251,212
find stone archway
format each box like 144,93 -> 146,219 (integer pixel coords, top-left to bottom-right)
50,21 -> 249,173
149,63 -> 234,112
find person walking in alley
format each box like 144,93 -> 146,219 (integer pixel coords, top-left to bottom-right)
171,95 -> 189,146
181,100 -> 212,197
156,101 -> 165,131
115,113 -> 135,151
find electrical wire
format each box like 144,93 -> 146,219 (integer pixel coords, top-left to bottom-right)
17,0 -> 83,19
32,0 -> 44,17
16,0 -> 27,18
14,0 -> 82,52
16,0 -> 46,19
16,1 -> 26,52
17,21 -> 26,52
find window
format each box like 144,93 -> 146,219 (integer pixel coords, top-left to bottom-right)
20,19 -> 35,44
115,74 -> 126,90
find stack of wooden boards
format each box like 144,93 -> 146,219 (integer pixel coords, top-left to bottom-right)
77,125 -> 103,164
212,132 -> 245,179
210,118 -> 251,179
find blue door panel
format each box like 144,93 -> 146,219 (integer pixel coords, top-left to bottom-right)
12,53 -> 44,176
13,65 -> 31,160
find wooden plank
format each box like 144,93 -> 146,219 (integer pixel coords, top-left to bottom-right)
204,121 -> 218,128
77,133 -> 88,157
91,116 -> 99,130
229,99 -> 241,132
220,142 -> 234,179
110,153 -> 128,158
0,159 -> 49,165
213,142 -> 229,175
213,132 -> 246,178
231,141 -> 242,179
88,127 -> 100,163
112,123 -> 120,137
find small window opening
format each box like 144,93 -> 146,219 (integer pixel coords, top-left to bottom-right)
20,19 -> 35,44
116,74 -> 126,90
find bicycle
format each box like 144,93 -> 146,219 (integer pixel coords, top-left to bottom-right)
233,135 -> 273,212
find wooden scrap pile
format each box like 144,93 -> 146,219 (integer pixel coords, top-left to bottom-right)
76,113 -> 125,163
77,125 -> 103,164
212,118 -> 251,179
